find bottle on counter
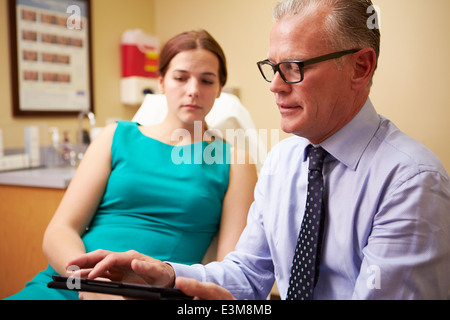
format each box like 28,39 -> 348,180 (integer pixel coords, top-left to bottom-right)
62,131 -> 72,165
48,127 -> 61,167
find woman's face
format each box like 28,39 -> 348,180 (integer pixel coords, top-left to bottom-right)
159,49 -> 222,127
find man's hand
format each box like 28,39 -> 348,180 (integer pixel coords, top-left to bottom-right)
68,250 -> 236,300
176,277 -> 235,300
67,249 -> 175,288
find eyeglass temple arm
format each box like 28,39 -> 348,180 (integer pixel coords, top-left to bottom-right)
302,49 -> 360,67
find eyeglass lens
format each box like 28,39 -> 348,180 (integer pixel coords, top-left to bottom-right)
260,62 -> 303,83
258,49 -> 360,84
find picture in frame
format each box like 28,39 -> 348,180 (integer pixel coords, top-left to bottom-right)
8,0 -> 93,117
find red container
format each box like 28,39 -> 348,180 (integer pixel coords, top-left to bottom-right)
121,30 -> 159,79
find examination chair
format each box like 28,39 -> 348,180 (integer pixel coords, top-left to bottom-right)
132,92 -> 264,263
132,92 -> 266,173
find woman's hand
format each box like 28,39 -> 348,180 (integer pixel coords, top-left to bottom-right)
77,277 -> 126,300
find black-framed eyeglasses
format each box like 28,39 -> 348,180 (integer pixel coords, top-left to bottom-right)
257,49 -> 360,84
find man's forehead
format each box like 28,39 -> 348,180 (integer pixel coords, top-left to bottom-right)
268,14 -> 327,60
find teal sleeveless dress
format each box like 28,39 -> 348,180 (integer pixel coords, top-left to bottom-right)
6,121 -> 230,300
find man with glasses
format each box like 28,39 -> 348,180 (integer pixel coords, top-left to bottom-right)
71,0 -> 450,300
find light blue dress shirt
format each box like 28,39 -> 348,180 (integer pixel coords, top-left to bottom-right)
171,98 -> 450,300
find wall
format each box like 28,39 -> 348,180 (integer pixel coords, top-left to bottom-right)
371,0 -> 450,170
1,0 -> 449,170
154,0 -> 450,171
154,0 -> 283,147
0,0 -> 155,147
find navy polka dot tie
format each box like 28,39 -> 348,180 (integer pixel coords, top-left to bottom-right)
286,146 -> 327,300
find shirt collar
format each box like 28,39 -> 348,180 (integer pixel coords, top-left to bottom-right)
317,98 -> 381,170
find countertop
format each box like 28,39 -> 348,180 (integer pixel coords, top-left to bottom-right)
0,166 -> 76,189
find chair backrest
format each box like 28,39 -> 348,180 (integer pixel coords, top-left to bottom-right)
132,92 -> 266,172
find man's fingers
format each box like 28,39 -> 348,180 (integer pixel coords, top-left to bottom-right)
70,268 -> 93,279
66,250 -> 175,289
66,249 -> 113,270
86,251 -> 143,280
175,277 -> 235,300
67,250 -> 142,280
131,259 -> 175,287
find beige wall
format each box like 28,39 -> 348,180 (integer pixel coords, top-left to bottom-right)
1,0 -> 449,170
154,0 -> 284,148
154,0 -> 450,171
371,0 -> 450,170
0,0 -> 155,147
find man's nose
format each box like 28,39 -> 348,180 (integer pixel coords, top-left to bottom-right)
270,71 -> 290,93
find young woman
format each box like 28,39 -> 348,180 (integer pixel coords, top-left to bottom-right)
6,30 -> 257,300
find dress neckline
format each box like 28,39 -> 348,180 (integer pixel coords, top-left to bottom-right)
134,122 -> 211,148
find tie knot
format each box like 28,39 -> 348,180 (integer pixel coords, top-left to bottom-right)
308,146 -> 327,171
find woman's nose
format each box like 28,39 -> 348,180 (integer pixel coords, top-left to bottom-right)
187,79 -> 200,98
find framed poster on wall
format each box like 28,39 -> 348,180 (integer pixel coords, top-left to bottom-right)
8,0 -> 93,117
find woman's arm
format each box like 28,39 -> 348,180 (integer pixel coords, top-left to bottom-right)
42,123 -> 117,275
215,148 -> 258,261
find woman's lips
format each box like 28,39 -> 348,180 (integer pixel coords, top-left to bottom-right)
182,104 -> 202,110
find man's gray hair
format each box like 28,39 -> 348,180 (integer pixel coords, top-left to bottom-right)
274,0 -> 380,80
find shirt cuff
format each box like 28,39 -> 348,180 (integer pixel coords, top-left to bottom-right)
165,262 -> 205,287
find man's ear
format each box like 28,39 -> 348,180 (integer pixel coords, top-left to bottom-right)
351,48 -> 377,89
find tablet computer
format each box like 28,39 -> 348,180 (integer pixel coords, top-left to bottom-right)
47,275 -> 192,300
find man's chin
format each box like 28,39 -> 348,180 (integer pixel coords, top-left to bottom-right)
280,120 -> 299,135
